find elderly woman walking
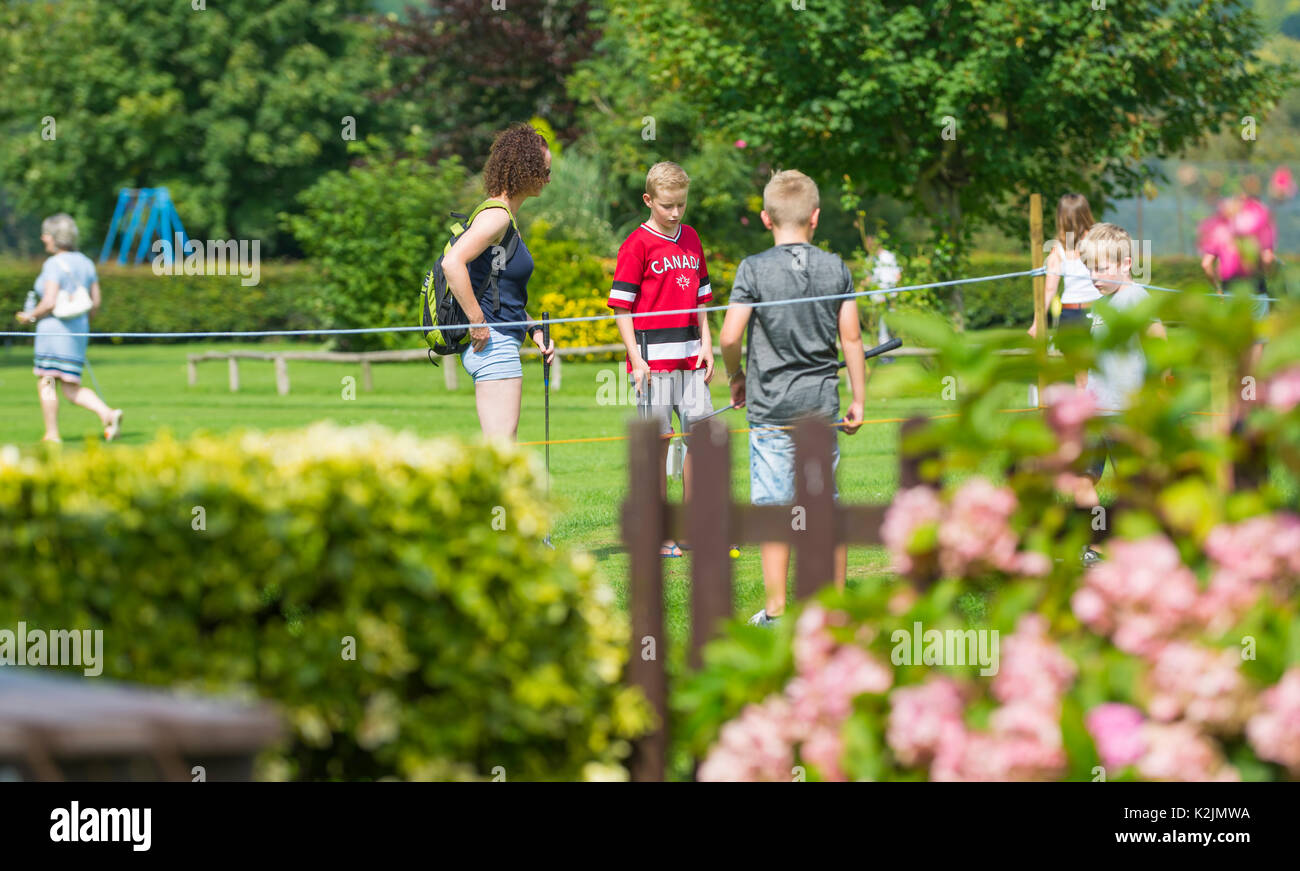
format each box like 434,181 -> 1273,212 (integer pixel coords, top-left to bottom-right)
14,214 -> 123,443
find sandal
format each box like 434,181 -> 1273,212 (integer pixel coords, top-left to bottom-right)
660,543 -> 683,558
104,409 -> 123,442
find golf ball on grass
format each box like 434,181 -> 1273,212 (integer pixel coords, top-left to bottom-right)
729,547 -> 740,559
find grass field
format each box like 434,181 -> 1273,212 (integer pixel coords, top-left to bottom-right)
0,339 -> 972,648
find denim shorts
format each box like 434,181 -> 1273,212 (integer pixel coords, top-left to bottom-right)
749,425 -> 839,506
460,327 -> 523,382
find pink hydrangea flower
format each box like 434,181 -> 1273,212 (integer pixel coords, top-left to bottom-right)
1071,535 -> 1200,657
1266,365 -> 1300,414
1197,514 -> 1300,630
1146,643 -> 1251,731
929,703 -> 1066,782
1043,384 -> 1096,462
698,695 -> 796,782
991,614 -> 1077,708
1246,667 -> 1300,774
1085,703 -> 1147,769
938,478 -> 1020,576
1135,721 -> 1239,782
886,677 -> 967,767
881,485 -> 943,576
787,644 -> 893,731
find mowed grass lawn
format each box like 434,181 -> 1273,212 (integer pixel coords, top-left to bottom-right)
0,339 -> 1003,648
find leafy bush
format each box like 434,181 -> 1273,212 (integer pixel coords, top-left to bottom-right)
676,292 -> 1300,781
0,424 -> 650,781
0,259 -> 326,342
284,137 -> 471,350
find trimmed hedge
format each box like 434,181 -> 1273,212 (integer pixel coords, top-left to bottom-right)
0,425 -> 649,781
0,259 -> 327,342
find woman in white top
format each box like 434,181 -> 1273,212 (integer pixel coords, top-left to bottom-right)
1029,193 -> 1098,342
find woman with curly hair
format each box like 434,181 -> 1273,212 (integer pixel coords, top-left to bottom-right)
441,122 -> 555,439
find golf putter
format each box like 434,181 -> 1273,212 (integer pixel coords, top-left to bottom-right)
542,312 -> 554,549
837,336 -> 902,369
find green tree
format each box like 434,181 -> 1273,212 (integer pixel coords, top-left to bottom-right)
0,0 -> 406,254
284,135 -> 470,350
589,0 -> 1294,277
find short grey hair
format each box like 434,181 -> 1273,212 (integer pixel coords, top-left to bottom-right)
41,213 -> 79,251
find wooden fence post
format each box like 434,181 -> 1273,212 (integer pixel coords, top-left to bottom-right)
361,359 -> 374,392
1030,193 -> 1046,407
227,357 -> 240,393
793,418 -> 836,600
274,356 -> 290,396
187,358 -> 198,387
444,360 -> 459,391
688,416 -> 732,669
898,416 -> 937,489
623,418 -> 667,782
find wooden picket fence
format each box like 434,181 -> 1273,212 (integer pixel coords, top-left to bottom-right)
619,414 -> 936,782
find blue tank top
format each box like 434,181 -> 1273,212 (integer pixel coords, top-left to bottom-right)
465,214 -> 533,342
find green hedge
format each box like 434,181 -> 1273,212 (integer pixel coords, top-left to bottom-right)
0,259 -> 327,342
0,425 -> 649,780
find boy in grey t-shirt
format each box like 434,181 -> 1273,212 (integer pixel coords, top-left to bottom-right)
719,170 -> 867,626
1076,223 -> 1167,504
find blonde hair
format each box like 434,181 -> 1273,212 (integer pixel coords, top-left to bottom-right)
763,170 -> 819,228
41,213 -> 79,251
1056,193 -> 1094,252
1077,222 -> 1131,271
646,162 -> 690,200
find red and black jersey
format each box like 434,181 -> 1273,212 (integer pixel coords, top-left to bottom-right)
608,223 -> 712,372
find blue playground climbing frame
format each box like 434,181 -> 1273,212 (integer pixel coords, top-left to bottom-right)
98,187 -> 189,266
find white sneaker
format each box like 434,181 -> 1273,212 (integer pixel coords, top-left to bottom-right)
748,609 -> 779,627
104,409 -> 123,441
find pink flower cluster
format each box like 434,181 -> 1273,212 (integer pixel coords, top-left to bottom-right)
1246,667 -> 1300,774
887,616 -> 1073,781
882,480 -> 1050,581
1085,703 -> 1240,780
1265,365 -> 1300,413
1071,535 -> 1201,657
1074,520 -> 1300,655
1136,721 -> 1240,782
698,605 -> 893,782
1043,383 -> 1096,463
880,486 -> 943,577
1146,642 -> 1251,732
1199,513 -> 1300,631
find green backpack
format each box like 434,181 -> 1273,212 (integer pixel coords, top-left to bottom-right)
421,199 -> 520,358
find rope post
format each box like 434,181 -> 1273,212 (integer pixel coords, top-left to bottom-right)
553,354 -> 562,391
688,416 -> 732,669
624,418 -> 667,782
1030,193 -> 1046,405
361,359 -> 373,392
444,360 -> 458,391
187,357 -> 197,387
227,357 -> 239,393
274,356 -> 290,396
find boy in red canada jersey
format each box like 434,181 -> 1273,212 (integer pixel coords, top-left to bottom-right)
608,161 -> 715,558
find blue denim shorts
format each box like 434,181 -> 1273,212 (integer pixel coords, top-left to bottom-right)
460,327 -> 523,382
749,425 -> 839,506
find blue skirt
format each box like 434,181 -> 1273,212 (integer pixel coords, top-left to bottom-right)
32,314 -> 89,383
